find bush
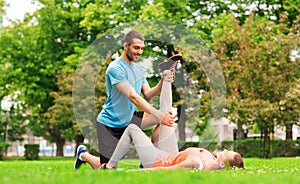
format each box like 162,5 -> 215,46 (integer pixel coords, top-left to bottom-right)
234,140 -> 265,158
179,141 -> 218,152
220,141 -> 234,150
0,142 -> 10,160
24,144 -> 40,160
221,139 -> 300,158
179,139 -> 300,158
270,140 -> 300,157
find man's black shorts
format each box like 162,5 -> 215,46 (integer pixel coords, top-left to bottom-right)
96,111 -> 144,163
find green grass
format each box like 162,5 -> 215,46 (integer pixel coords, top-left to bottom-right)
1,157 -> 300,184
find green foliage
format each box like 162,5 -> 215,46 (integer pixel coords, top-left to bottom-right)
24,144 -> 40,160
0,142 -> 10,160
0,0 -> 93,156
270,140 -> 300,157
233,140 -> 265,158
221,139 -> 300,158
0,105 -> 26,143
0,0 -> 5,25
7,107 -> 27,142
46,71 -> 81,142
181,139 -> 300,158
0,110 -> 6,141
179,141 -> 218,152
212,12 -> 299,158
279,80 -> 300,134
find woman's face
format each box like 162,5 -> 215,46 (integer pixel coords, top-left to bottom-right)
216,149 -> 236,167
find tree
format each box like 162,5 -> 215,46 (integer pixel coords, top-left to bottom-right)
29,0 -> 92,156
212,12 -> 299,157
279,79 -> 300,140
0,98 -> 26,158
0,0 -> 5,26
6,105 -> 27,142
45,70 -> 85,156
0,0 -> 91,156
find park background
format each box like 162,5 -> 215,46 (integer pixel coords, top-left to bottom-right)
0,0 -> 299,165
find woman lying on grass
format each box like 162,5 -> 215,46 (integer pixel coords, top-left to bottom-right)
104,123 -> 244,170
75,71 -> 244,171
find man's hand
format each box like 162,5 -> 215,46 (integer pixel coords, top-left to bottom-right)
161,70 -> 174,83
160,110 -> 175,126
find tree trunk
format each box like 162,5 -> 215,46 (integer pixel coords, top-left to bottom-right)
285,123 -> 293,140
172,52 -> 187,142
263,126 -> 270,158
74,134 -> 85,156
55,139 -> 65,157
177,104 -> 186,141
236,124 -> 245,139
48,129 -> 66,157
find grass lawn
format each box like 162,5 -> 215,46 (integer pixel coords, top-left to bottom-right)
1,157 -> 300,184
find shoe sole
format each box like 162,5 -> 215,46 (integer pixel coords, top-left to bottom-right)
158,54 -> 182,72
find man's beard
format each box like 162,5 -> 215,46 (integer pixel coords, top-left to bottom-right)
126,52 -> 134,61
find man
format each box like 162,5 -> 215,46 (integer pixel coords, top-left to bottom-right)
74,70 -> 244,170
75,30 -> 182,168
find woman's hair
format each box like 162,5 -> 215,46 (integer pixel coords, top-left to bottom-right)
229,152 -> 244,169
123,30 -> 144,44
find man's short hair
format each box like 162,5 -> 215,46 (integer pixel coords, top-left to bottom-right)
124,30 -> 144,44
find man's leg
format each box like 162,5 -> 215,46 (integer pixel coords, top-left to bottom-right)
108,124 -> 167,168
96,123 -> 126,164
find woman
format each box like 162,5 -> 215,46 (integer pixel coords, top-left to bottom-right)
101,124 -> 244,170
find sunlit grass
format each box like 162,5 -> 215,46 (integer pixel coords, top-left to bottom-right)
0,157 -> 300,184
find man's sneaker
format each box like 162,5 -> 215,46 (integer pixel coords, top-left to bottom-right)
158,54 -> 182,79
74,145 -> 87,169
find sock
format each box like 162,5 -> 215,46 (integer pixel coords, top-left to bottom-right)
79,152 -> 85,161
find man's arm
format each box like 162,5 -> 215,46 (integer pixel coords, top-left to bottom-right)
142,71 -> 173,101
115,81 -> 174,126
142,80 -> 163,101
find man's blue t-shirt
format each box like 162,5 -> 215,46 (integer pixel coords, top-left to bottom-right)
97,57 -> 146,128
